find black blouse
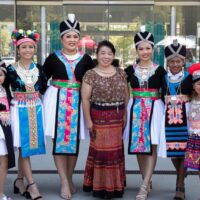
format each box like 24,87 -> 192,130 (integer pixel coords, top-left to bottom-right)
6,63 -> 46,95
125,65 -> 166,89
43,53 -> 94,82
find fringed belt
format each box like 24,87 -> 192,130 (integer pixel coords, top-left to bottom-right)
132,88 -> 160,100
13,92 -> 40,107
50,79 -> 81,89
165,95 -> 190,104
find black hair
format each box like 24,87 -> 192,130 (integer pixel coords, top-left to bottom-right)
96,40 -> 116,55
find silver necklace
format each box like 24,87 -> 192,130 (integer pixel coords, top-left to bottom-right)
135,63 -> 157,87
16,61 -> 39,87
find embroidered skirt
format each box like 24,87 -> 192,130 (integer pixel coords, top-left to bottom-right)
184,134 -> 200,170
83,103 -> 125,199
164,95 -> 189,158
11,92 -> 46,158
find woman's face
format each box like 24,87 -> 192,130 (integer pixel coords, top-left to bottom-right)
61,31 -> 80,54
18,42 -> 35,60
0,70 -> 5,85
136,42 -> 153,63
168,56 -> 184,75
96,46 -> 114,68
193,80 -> 200,97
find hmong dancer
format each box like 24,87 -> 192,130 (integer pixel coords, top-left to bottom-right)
184,63 -> 200,180
82,40 -> 129,199
43,14 -> 94,199
0,59 -> 15,200
124,31 -> 166,200
162,40 -> 192,200
8,29 -> 46,200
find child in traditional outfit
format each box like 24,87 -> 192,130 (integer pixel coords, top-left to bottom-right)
0,59 -> 15,200
184,63 -> 200,177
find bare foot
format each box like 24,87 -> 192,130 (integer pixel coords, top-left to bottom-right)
60,183 -> 72,200
69,181 -> 77,194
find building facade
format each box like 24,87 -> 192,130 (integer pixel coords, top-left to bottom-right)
0,0 -> 200,67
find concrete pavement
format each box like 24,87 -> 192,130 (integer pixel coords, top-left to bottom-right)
5,138 -> 200,200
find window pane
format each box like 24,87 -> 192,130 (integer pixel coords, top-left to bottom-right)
0,1 -> 15,65
64,4 -> 109,59
109,5 -> 154,68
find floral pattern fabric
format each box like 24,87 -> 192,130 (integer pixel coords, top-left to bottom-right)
83,68 -> 127,103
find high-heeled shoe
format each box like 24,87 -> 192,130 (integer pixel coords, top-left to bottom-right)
13,177 -> 27,197
136,184 -> 149,200
174,186 -> 185,200
25,182 -> 43,200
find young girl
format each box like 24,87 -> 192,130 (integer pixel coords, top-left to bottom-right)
184,63 -> 200,176
7,29 -> 45,200
0,59 -> 15,200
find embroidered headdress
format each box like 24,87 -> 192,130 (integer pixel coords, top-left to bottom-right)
0,59 -> 7,74
11,29 -> 40,47
164,39 -> 186,61
188,63 -> 200,83
60,13 -> 80,37
134,31 -> 154,49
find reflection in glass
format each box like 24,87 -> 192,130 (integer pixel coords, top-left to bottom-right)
0,3 -> 15,64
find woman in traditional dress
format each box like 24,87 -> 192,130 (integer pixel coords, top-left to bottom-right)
124,31 -> 166,200
162,40 -> 192,200
43,14 -> 94,200
184,63 -> 200,179
7,29 -> 45,200
0,59 -> 15,200
82,40 -> 129,199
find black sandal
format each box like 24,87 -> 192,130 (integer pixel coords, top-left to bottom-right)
25,182 -> 43,200
174,186 -> 185,200
13,177 -> 27,197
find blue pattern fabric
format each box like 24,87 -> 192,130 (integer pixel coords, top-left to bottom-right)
129,98 -> 153,154
7,62 -> 46,158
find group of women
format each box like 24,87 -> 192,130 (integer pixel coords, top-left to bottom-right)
0,13 -> 199,200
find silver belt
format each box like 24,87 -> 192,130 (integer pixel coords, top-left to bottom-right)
94,102 -> 124,106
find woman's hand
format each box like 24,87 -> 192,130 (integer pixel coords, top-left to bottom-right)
123,111 -> 127,129
87,120 -> 96,139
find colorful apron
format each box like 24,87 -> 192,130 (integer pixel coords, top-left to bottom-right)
164,73 -> 189,157
128,88 -> 159,154
53,50 -> 83,155
14,92 -> 45,158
